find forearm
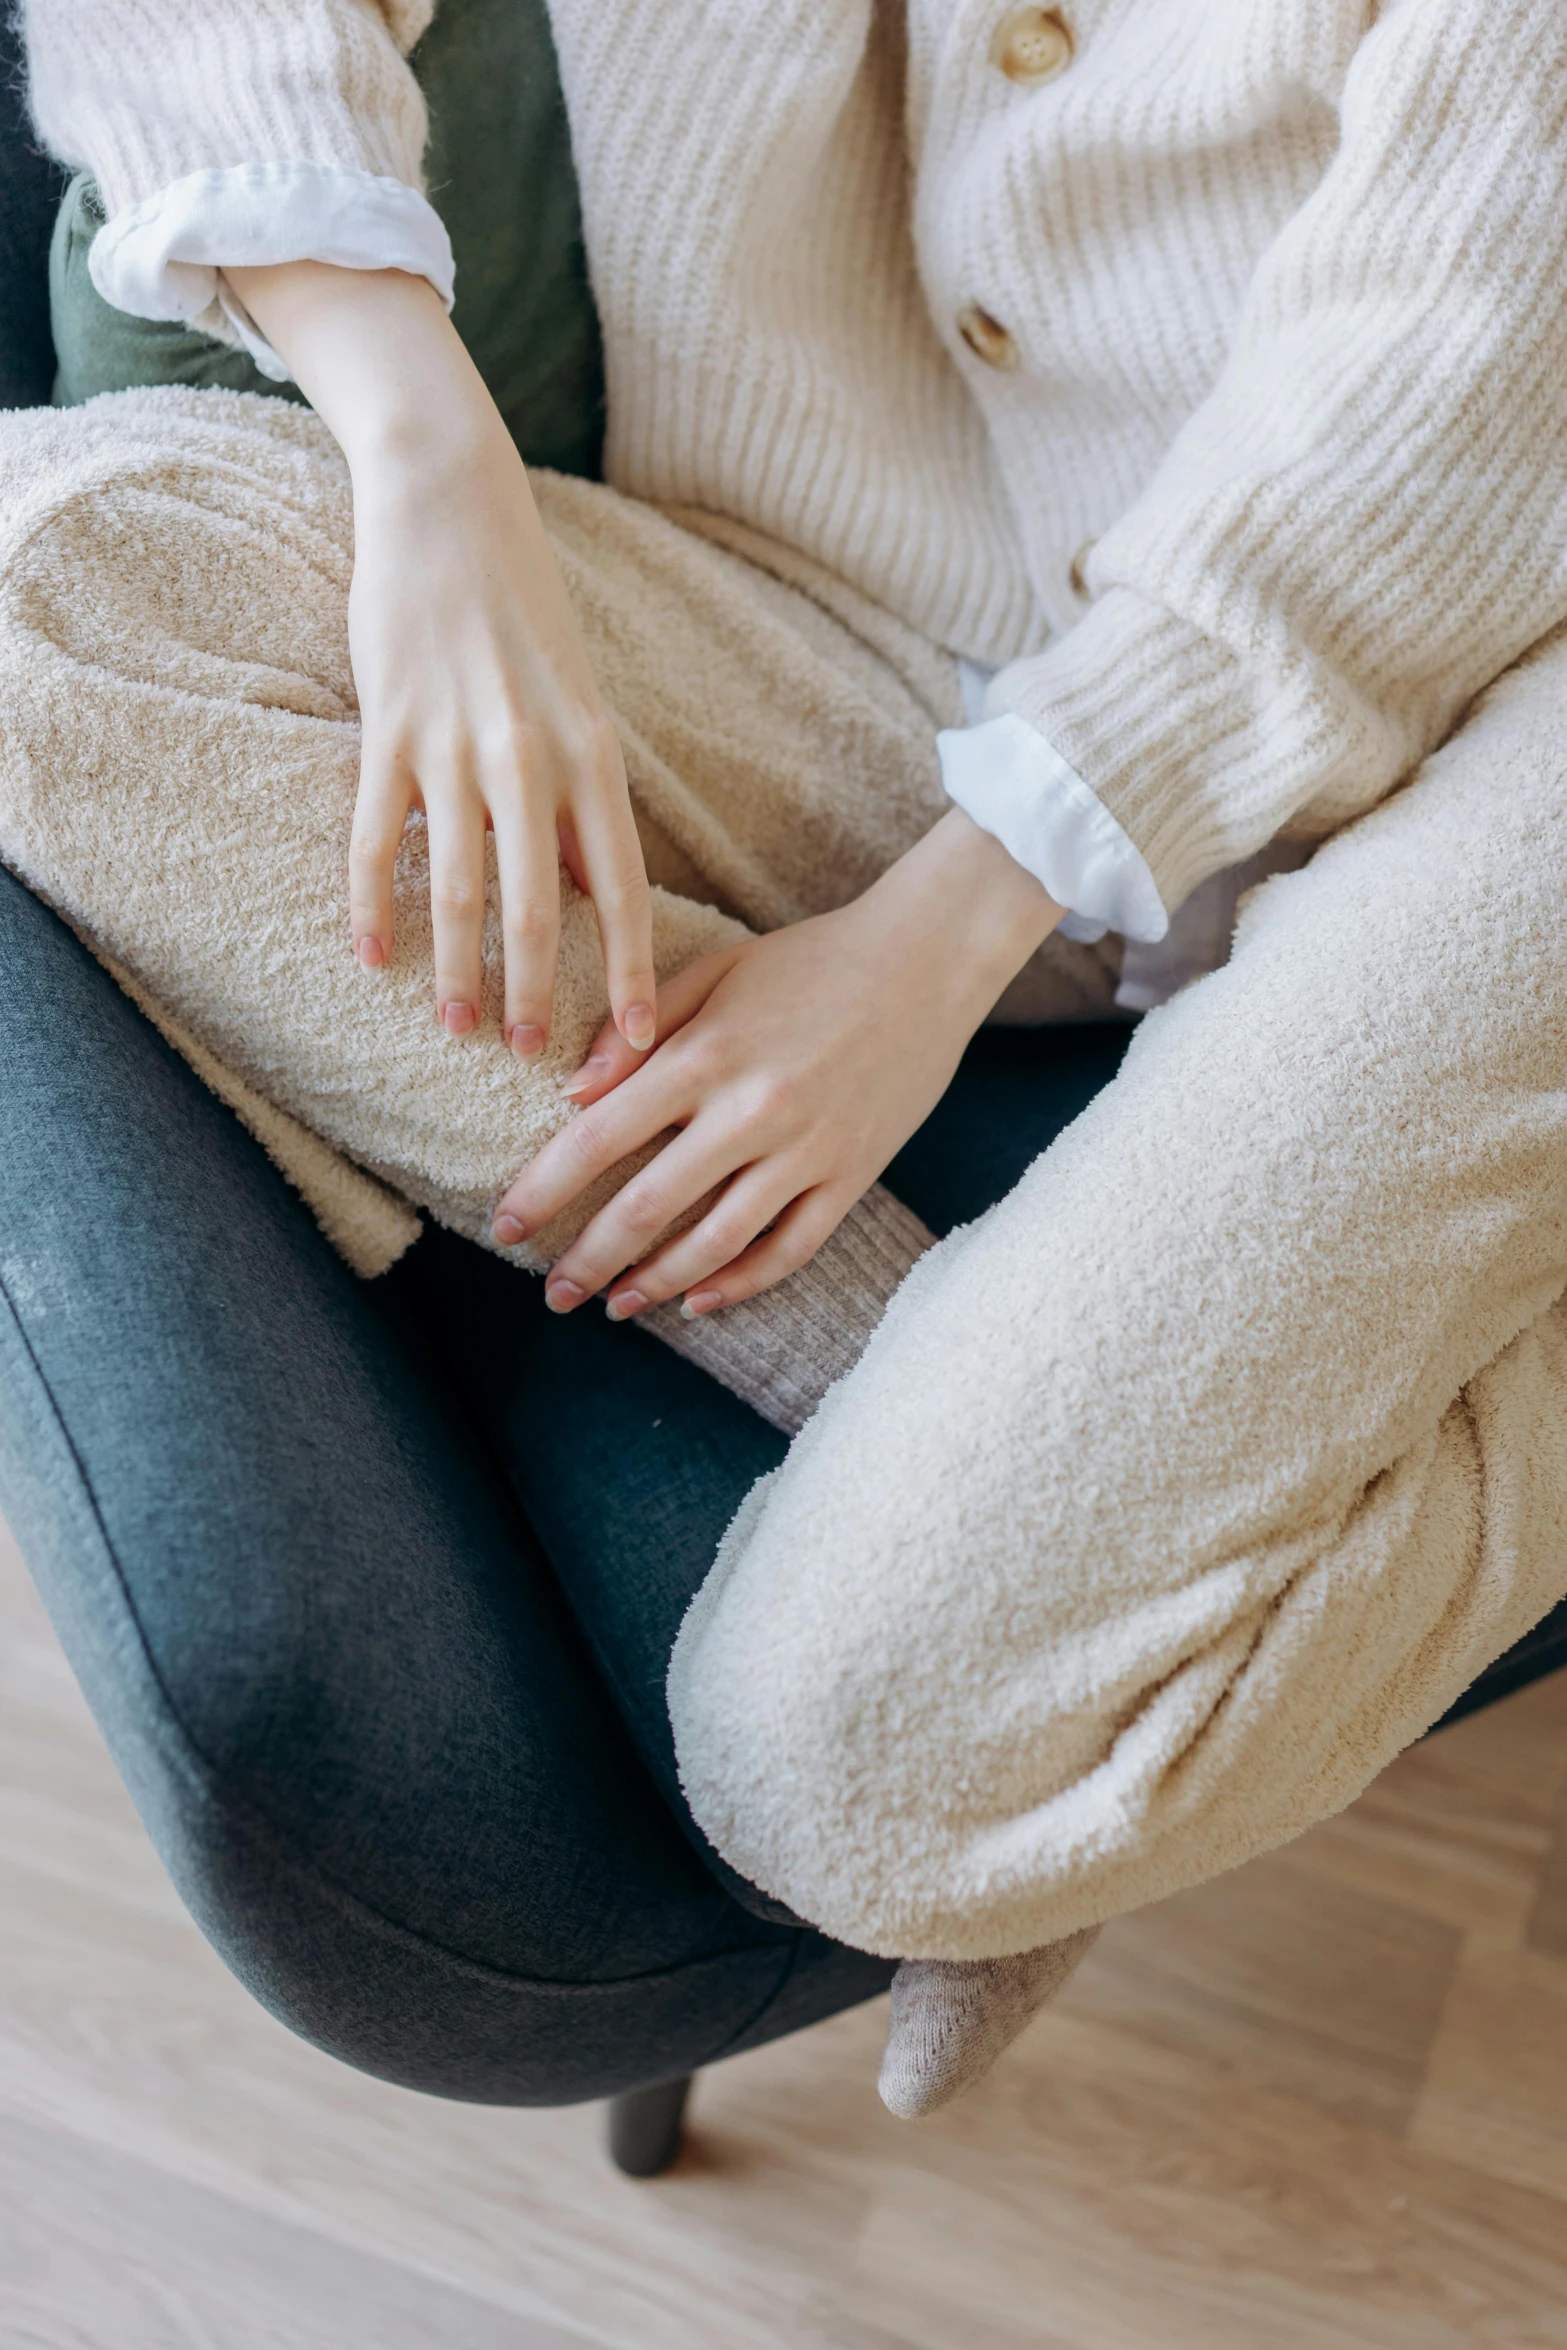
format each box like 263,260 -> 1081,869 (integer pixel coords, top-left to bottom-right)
24,0 -> 444,371
225,261 -> 504,481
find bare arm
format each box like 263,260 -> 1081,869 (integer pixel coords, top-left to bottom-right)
228,259 -> 656,1055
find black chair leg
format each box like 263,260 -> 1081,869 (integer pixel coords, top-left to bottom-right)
605,2074 -> 693,2177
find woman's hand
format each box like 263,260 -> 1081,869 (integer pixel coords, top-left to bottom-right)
492,811 -> 1064,1315
226,262 -> 655,1054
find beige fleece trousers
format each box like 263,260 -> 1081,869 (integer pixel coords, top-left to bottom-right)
0,388 -> 1114,1421
4,385 -> 1565,1960
669,626 -> 1567,1955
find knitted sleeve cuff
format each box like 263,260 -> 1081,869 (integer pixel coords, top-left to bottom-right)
938,711 -> 1168,946
88,161 -> 455,382
985,585 -> 1379,919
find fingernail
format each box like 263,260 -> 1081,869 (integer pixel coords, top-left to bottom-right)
562,1053 -> 610,1099
680,1290 -> 723,1319
356,935 -> 385,971
545,1278 -> 584,1314
493,1213 -> 526,1247
509,1023 -> 545,1058
441,1000 -> 477,1037
605,1290 -> 647,1322
624,1002 -> 655,1051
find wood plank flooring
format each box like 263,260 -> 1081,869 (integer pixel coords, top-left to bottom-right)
4,1511 -> 1567,2348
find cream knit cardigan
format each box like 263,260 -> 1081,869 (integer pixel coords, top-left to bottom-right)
24,0 -> 1567,924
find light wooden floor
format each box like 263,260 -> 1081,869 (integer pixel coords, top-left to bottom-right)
5,1515 -> 1567,2350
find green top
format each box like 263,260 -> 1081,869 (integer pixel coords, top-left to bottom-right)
48,0 -> 605,481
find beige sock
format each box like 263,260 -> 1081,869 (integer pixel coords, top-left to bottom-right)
642,1182 -> 935,1433
878,1929 -> 1102,2120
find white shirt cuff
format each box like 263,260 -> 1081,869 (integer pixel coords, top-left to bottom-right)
88,162 -> 456,383
938,711 -> 1169,946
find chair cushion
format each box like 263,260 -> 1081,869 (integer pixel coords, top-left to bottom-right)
0,6 -> 65,408
0,861 -> 882,2099
46,0 -> 605,478
49,178 -> 309,413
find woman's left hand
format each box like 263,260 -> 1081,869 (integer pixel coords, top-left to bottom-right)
492,810 -> 1063,1318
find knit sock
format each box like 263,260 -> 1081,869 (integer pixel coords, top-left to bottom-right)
878,1929 -> 1102,2120
641,1182 -> 935,1433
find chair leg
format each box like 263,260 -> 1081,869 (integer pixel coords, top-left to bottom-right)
605,2074 -> 693,2177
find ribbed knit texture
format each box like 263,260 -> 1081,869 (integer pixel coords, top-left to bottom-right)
646,1185 -> 936,1435
30,0 -> 1567,916
986,6 -> 1567,911
878,1928 -> 1101,2119
23,0 -> 433,221
545,3 -> 1042,666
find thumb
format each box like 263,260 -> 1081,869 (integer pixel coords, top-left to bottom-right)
559,948 -> 742,1106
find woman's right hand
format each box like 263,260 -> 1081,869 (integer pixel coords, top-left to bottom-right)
225,261 -> 655,1056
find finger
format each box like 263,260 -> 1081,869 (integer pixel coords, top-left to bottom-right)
561,950 -> 743,1106
542,1121 -> 756,1312
348,742 -> 415,972
490,779 -> 562,1058
559,1013 -> 637,1107
600,1160 -> 800,1316
569,728 -> 656,1052
491,1050 -> 692,1243
425,767 -> 489,1035
676,1185 -> 853,1316
556,808 -> 589,897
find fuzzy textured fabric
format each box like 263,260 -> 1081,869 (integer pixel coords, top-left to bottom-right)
879,1928 -> 1101,2120
26,0 -> 1567,918
24,0 -> 1567,2096
0,386 -> 1094,2082
668,623 -> 1567,1956
0,388 -> 1119,1415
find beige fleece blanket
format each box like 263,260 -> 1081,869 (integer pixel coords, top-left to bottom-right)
4,386 -> 1565,1960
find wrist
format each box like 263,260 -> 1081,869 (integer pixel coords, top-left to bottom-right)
342,396 -> 514,519
874,809 -> 1064,1002
226,260 -> 503,480
337,358 -> 506,487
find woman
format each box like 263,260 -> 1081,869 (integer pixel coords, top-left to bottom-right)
10,0 -> 1567,2113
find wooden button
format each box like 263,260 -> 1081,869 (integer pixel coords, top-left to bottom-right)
1068,541 -> 1095,599
957,303 -> 1020,370
991,7 -> 1073,87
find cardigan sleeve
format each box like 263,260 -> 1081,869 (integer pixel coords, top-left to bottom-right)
984,0 -> 1567,918
938,711 -> 1167,945
21,0 -> 450,364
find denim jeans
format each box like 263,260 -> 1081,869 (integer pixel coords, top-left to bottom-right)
0,865 -> 1128,2102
